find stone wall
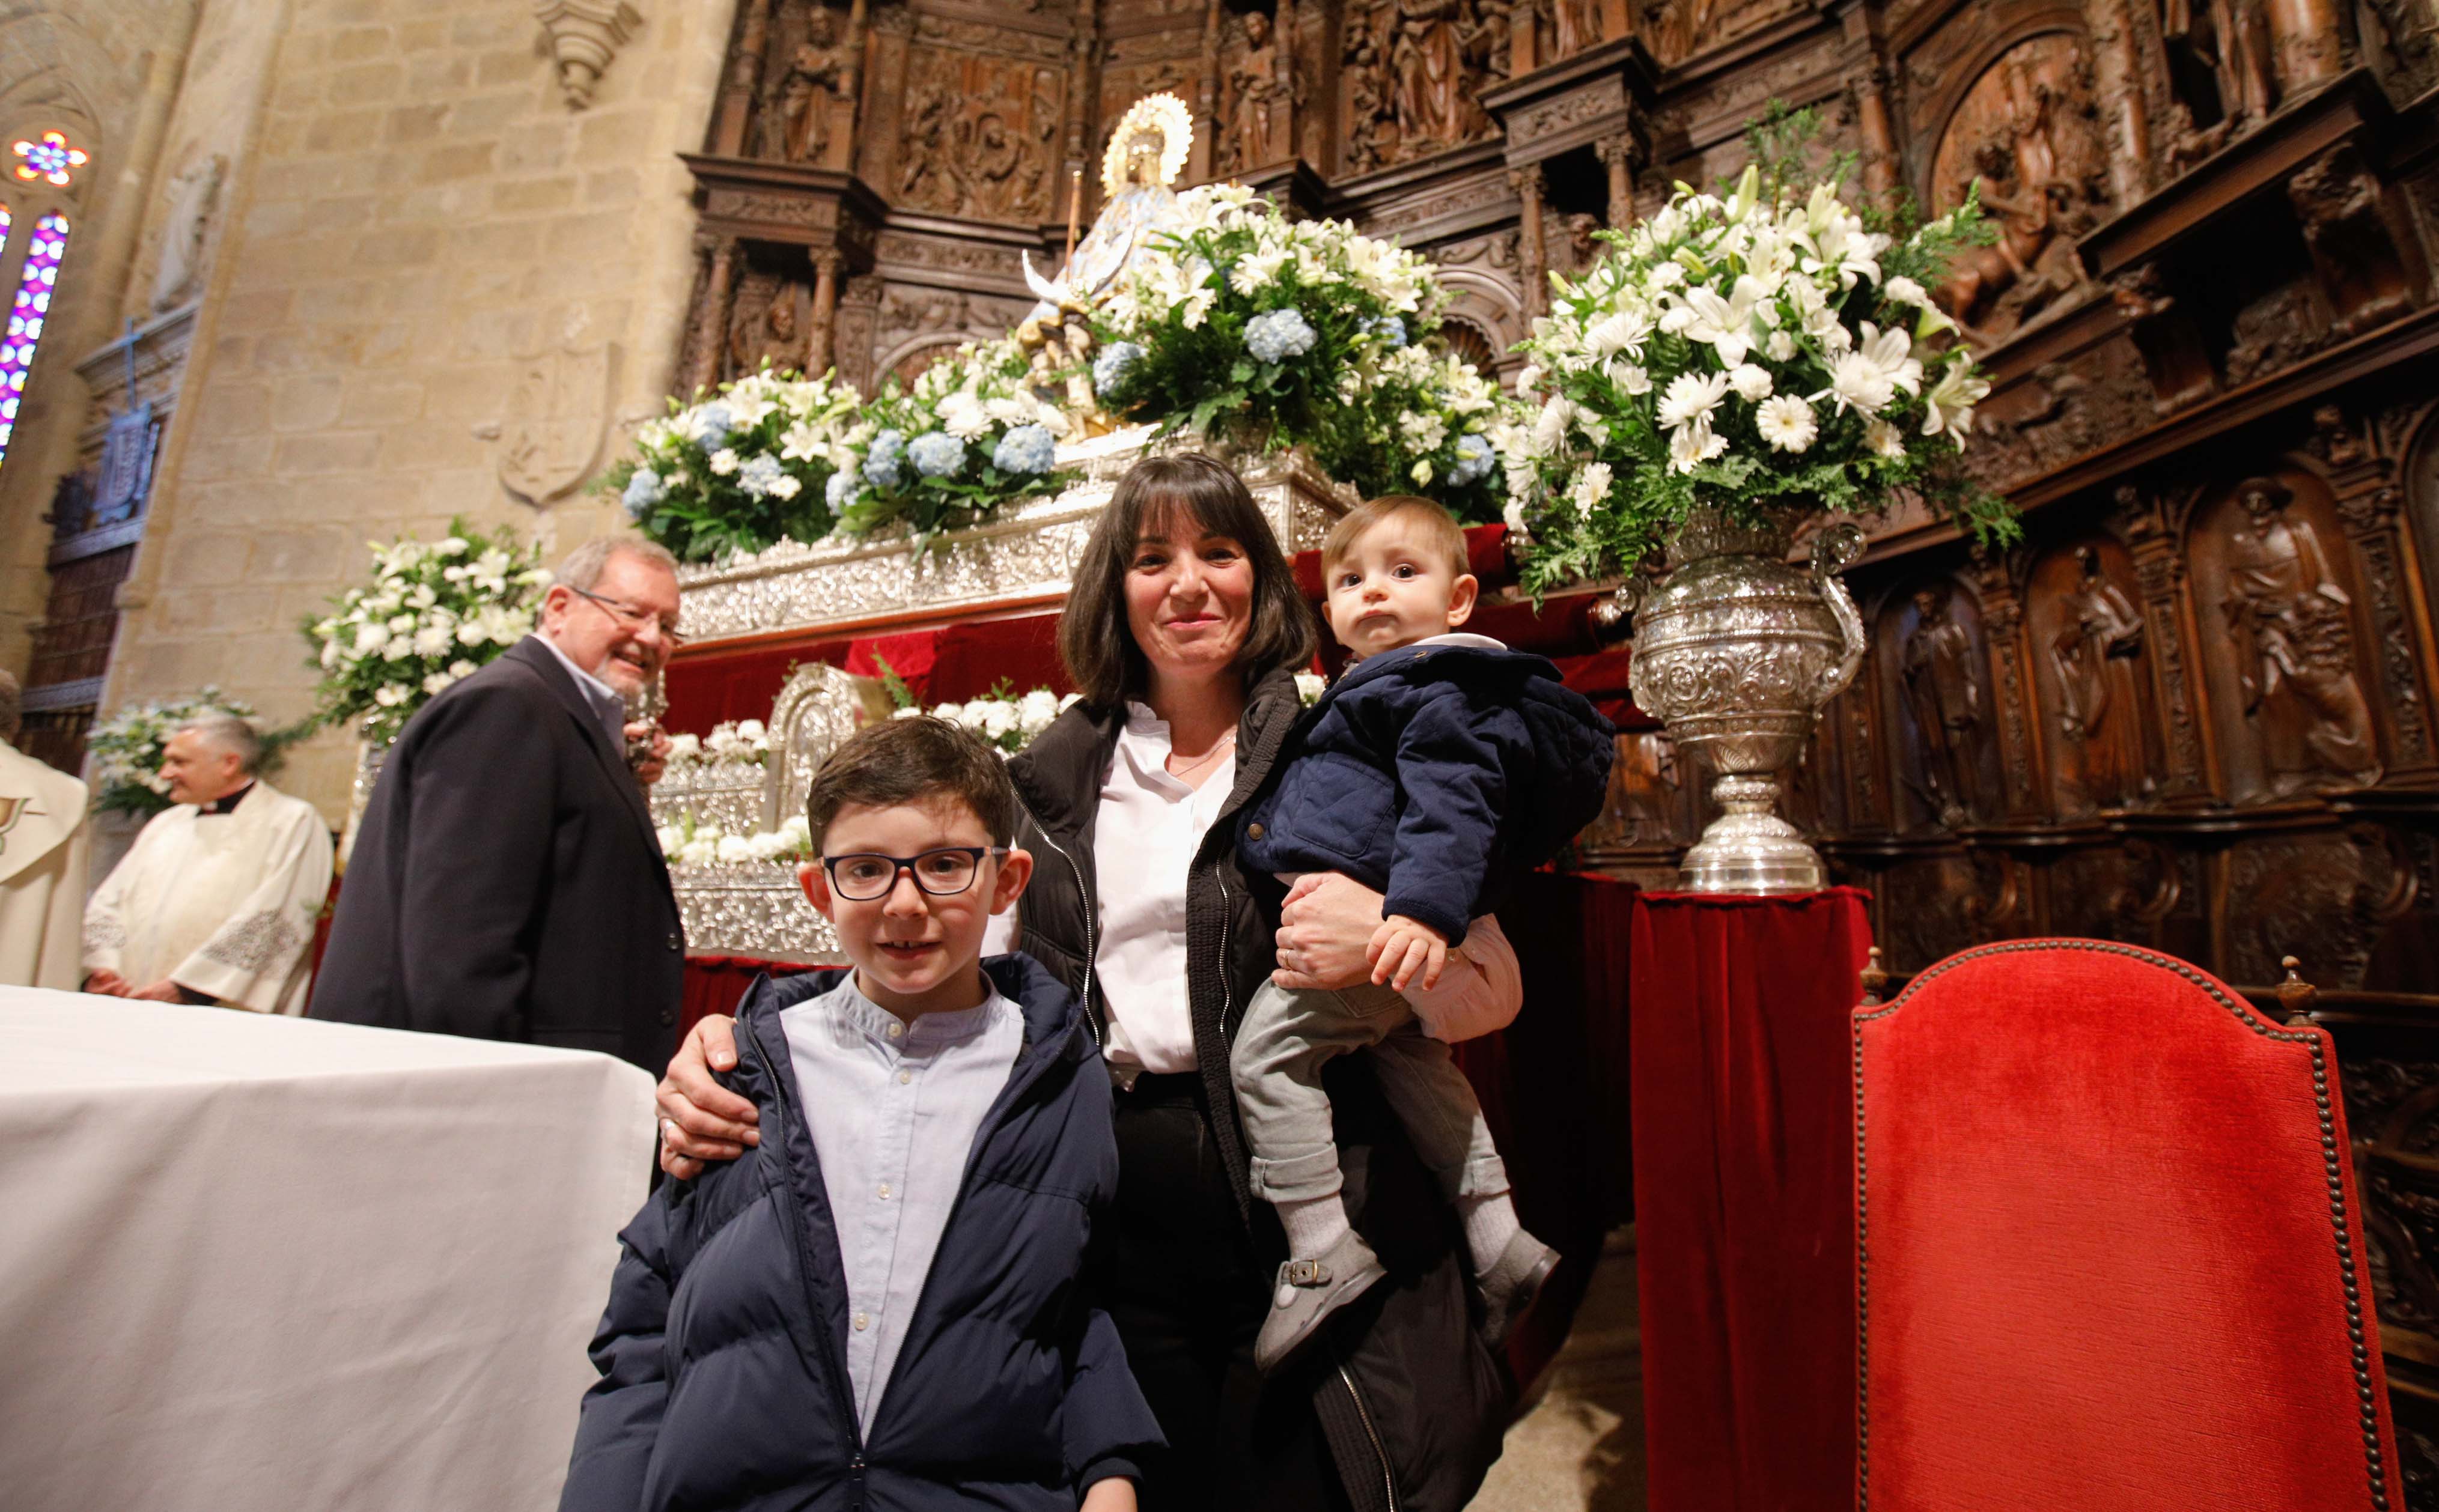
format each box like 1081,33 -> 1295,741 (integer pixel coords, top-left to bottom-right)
87,0 -> 735,819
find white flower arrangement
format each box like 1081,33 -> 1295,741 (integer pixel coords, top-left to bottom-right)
894,685 -> 1082,756
1088,183 -> 1515,521
659,813 -> 814,869
304,518 -> 549,746
1504,120 -> 2015,597
87,687 -> 290,818
607,369 -> 865,563
664,719 -> 772,772
825,336 -> 1075,545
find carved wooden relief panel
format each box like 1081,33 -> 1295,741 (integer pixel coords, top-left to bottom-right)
871,17 -> 1068,225
1926,31 -> 2113,345
1870,580 -> 2003,833
1636,0 -> 1806,68
748,1 -> 856,171
1341,0 -> 1503,172
2186,471 -> 2388,802
2023,537 -> 2157,816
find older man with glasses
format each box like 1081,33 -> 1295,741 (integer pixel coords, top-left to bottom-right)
312,536 -> 690,1072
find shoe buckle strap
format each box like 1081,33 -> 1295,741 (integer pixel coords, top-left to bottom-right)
1282,1258 -> 1332,1287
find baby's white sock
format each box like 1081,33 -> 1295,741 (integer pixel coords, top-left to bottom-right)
1277,1193 -> 1354,1261
1457,1191 -> 1522,1278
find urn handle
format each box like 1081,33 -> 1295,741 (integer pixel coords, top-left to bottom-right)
1809,521 -> 1868,706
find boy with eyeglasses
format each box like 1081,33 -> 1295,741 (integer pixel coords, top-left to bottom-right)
562,716 -> 1160,1512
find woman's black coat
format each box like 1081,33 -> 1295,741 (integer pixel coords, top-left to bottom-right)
1003,667 -> 1512,1512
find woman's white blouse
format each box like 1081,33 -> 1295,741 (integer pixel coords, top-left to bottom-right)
989,702 -> 1527,1072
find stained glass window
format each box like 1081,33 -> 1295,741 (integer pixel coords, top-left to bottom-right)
0,211 -> 68,469
10,131 -> 85,187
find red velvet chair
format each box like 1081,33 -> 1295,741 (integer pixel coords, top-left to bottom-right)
1854,940 -> 2399,1512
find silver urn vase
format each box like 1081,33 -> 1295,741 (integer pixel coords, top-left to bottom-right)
1625,504 -> 1868,893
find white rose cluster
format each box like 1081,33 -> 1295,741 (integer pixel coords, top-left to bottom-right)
906,688 -> 1082,756
660,813 -> 815,870
306,522 -> 549,745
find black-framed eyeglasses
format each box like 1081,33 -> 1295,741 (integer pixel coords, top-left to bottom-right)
569,585 -> 687,646
821,846 -> 1007,902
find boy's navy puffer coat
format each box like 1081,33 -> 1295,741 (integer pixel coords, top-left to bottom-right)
1237,641 -> 1615,945
559,954 -> 1163,1512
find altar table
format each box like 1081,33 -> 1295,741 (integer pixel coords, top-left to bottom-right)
0,991 -> 656,1512
1630,888 -> 1875,1512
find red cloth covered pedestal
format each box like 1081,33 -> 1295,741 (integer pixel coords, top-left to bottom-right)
1630,887 -> 1875,1512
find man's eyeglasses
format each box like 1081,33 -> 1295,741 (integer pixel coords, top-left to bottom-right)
821,847 -> 1006,902
569,586 -> 687,646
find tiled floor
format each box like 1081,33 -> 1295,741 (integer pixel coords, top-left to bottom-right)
1468,1225 -> 1646,1512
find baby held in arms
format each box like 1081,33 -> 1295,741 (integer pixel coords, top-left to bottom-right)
1233,494 -> 1615,1370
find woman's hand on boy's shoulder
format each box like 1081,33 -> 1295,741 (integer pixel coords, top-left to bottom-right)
657,1014 -> 760,1180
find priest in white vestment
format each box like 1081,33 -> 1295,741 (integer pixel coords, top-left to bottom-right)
83,712 -> 333,1015
0,672 -> 88,989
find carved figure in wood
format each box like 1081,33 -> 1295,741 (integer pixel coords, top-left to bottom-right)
1559,212 -> 1604,276
2221,476 -> 2384,792
1343,8 -> 1397,173
731,289 -> 805,378
757,7 -> 847,165
964,114 -> 1026,219
2051,547 -> 2152,810
1901,586 -> 1986,828
1930,41 -> 2108,344
2289,145 -> 2419,338
2162,0 -> 2279,136
1390,0 -> 1479,160
900,82 -> 961,205
1221,11 -> 1291,174
1551,0 -> 1605,55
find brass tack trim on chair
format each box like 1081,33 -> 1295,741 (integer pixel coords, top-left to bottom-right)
1851,939 -> 2393,1512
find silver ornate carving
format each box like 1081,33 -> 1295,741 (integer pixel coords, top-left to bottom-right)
765,662 -> 885,830
673,864 -> 844,964
1625,505 -> 1867,893
674,427 -> 1357,644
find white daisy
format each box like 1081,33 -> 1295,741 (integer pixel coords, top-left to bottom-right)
1728,363 -> 1774,402
1657,371 -> 1731,430
1755,395 -> 1818,452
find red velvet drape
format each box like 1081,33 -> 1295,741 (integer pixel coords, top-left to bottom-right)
1629,888 -> 1874,1512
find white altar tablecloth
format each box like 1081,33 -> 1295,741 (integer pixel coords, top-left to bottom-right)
0,991 -> 657,1511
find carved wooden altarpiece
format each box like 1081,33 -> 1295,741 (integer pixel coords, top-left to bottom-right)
675,2 -> 2439,1486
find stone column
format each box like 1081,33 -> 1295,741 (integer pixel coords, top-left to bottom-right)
2113,485 -> 2212,800
2086,0 -> 2151,206
713,0 -> 775,157
1853,64 -> 1899,196
809,249 -> 844,379
689,234 -> 742,397
1512,164 -> 1549,317
1596,134 -> 1637,229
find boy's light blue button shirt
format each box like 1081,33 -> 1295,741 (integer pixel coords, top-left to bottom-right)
779,970 -> 1023,1436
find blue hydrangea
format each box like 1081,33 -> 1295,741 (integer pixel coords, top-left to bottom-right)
736,454 -> 785,499
620,468 -> 663,520
1451,433 -> 1496,486
1365,315 -> 1408,349
1244,307 -> 1318,364
993,424 -> 1056,475
1092,341 -> 1144,394
908,431 -> 967,478
863,430 -> 906,489
826,469 -> 857,511
691,402 -> 735,449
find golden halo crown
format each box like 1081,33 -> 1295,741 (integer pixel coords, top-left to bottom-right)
1101,92 -> 1193,198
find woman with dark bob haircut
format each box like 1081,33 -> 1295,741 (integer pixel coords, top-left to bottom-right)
659,452 -> 1517,1511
